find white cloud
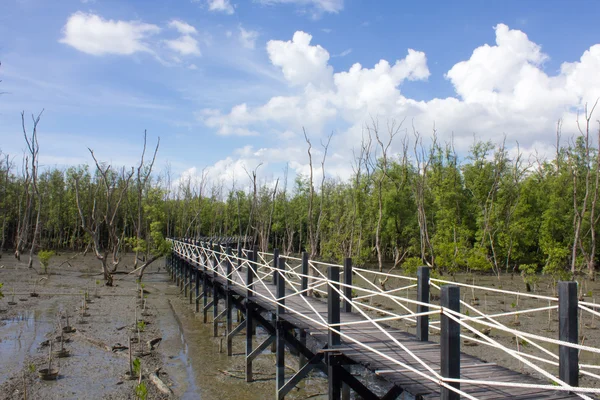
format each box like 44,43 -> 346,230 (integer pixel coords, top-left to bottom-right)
239,26 -> 259,49
267,31 -> 333,87
165,19 -> 201,56
60,12 -> 160,56
165,35 -> 201,56
197,24 -> 600,184
257,0 -> 343,14
168,20 -> 198,35
207,0 -> 235,14
333,48 -> 352,57
188,63 -> 198,70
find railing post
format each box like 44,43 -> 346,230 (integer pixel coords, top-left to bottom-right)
226,246 -> 233,356
272,248 -> 280,286
195,252 -> 200,312
441,285 -> 460,400
301,251 -> 309,296
246,248 -> 255,382
203,244 -> 209,324
299,251 -> 309,368
275,248 -> 285,397
328,266 -> 341,400
417,266 -> 430,341
559,281 -> 579,387
328,266 -> 341,347
213,243 -> 219,337
343,257 -> 352,313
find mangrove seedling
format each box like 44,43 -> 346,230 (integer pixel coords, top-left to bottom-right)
8,288 -> 17,305
38,250 -> 55,275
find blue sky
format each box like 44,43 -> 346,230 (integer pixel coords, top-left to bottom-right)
1,0 -> 600,187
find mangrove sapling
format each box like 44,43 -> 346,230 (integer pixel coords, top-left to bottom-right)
54,329 -> 70,358
8,287 -> 16,305
38,340 -> 58,380
38,250 -> 55,275
63,311 -> 75,333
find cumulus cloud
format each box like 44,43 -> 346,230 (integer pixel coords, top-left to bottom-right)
60,12 -> 160,56
239,26 -> 259,49
196,24 -> 600,186
165,19 -> 201,56
267,31 -> 333,87
207,0 -> 235,14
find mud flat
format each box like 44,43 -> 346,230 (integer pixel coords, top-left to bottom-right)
0,253 -> 333,399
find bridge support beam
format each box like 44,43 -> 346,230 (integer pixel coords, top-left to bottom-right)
213,245 -> 220,337
441,285 -> 460,400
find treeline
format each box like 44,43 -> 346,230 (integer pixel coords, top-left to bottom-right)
1,116 -> 600,282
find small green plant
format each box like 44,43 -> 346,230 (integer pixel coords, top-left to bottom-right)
38,250 -> 56,274
28,363 -> 36,373
137,320 -> 146,332
0,282 -> 4,299
511,302 -> 517,309
95,280 -> 100,285
132,358 -> 141,376
135,382 -> 148,400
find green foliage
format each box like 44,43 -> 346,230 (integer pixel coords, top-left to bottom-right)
135,382 -> 148,400
520,264 -> 539,291
38,250 -> 55,274
401,257 -> 423,275
0,283 -> 3,299
132,358 -> 141,376
137,320 -> 146,332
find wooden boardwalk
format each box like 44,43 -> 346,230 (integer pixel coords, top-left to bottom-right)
168,240 -> 592,400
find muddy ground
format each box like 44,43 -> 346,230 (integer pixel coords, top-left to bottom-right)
0,253 -> 334,400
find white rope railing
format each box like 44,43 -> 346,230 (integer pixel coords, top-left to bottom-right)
167,239 -> 600,399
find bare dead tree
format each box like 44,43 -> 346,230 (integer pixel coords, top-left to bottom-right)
367,117 -> 402,272
0,153 -> 11,251
303,128 -> 333,296
22,110 -> 44,268
74,150 -> 134,285
570,100 -> 599,279
133,131 -> 160,267
412,125 -> 436,268
243,163 -> 262,246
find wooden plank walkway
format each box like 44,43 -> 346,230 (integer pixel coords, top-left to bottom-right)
205,261 -> 583,400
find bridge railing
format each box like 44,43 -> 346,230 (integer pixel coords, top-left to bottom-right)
168,238 -> 600,399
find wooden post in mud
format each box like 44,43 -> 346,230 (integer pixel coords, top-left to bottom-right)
441,285 -> 460,400
327,265 -> 342,400
245,248 -> 255,382
275,249 -> 285,396
213,243 -> 219,337
559,281 -> 578,387
417,266 -> 430,341
226,246 -> 234,356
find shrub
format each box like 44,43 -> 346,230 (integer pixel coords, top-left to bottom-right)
38,250 -> 55,274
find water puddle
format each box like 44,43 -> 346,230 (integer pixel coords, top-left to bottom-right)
0,308 -> 55,386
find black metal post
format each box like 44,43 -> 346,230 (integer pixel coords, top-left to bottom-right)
441,285 -> 460,400
195,254 -> 200,312
417,266 -> 430,341
273,248 -> 280,286
301,251 -> 308,296
246,249 -> 254,382
226,246 -> 234,356
328,266 -> 342,400
203,248 -> 209,323
213,244 -> 219,337
276,249 -> 285,398
559,281 -> 578,387
343,257 -> 352,313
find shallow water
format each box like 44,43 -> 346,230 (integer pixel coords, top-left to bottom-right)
0,306 -> 56,386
